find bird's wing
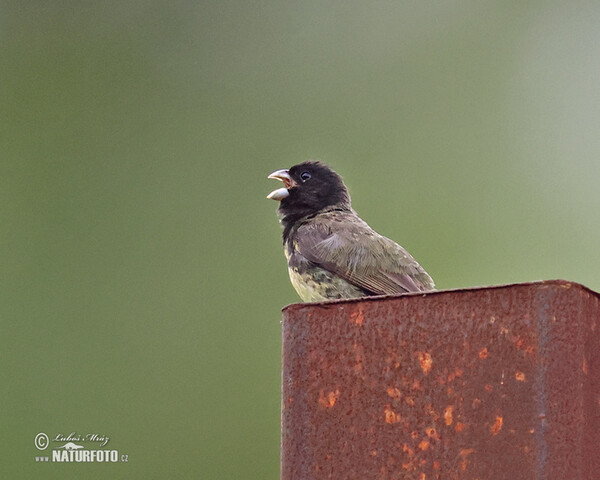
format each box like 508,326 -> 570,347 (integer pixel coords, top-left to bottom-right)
294,216 -> 434,295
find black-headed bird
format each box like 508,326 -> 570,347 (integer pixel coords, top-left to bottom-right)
267,161 -> 434,302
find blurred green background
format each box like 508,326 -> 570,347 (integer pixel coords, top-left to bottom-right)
2,1 -> 599,478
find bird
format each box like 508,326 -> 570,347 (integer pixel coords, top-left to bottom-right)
267,161 -> 434,302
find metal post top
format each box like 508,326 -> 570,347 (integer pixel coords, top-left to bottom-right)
282,279 -> 599,314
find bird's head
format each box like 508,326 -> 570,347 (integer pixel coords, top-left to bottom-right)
267,161 -> 351,220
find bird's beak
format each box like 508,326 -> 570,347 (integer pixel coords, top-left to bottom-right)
268,169 -> 294,187
267,169 -> 295,201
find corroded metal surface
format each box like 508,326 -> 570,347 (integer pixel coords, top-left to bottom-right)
281,280 -> 600,480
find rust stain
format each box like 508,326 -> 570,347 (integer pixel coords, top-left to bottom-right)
386,387 -> 401,398
418,440 -> 430,451
444,405 -> 454,426
460,448 -> 475,457
515,371 -> 526,382
318,389 -> 340,408
425,427 -> 439,440
490,416 -> 503,435
418,352 -> 433,375
455,422 -> 466,432
484,384 -> 493,393
385,352 -> 402,368
511,334 -> 536,354
402,443 -> 414,456
419,473 -> 426,480
478,347 -> 489,359
412,380 -> 423,391
384,406 -> 400,424
425,403 -> 439,421
349,308 -> 364,325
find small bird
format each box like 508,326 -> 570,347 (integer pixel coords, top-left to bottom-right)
267,161 -> 434,302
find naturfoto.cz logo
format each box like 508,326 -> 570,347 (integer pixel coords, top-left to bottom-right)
34,432 -> 129,463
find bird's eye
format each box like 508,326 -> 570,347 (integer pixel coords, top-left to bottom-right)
300,171 -> 311,181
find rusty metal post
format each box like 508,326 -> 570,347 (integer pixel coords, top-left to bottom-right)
281,280 -> 600,480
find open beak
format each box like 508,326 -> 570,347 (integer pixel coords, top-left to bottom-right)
267,169 -> 295,201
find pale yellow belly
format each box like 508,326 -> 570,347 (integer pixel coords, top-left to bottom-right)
287,266 -> 365,302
